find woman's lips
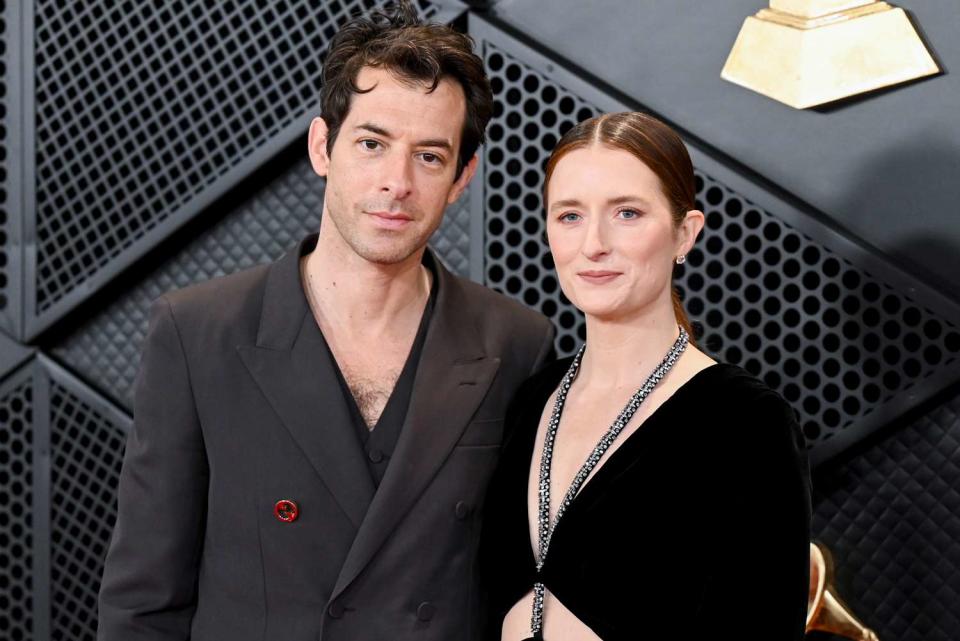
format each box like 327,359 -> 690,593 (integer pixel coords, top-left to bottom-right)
577,270 -> 622,284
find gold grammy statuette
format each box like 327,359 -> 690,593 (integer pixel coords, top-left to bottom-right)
807,542 -> 880,641
721,1 -> 940,108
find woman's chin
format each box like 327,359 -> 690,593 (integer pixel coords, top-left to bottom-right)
572,299 -> 632,322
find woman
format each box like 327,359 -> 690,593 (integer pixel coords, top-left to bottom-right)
479,112 -> 811,641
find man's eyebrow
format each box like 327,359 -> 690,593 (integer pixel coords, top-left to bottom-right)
353,123 -> 453,151
416,138 -> 453,151
355,122 -> 393,138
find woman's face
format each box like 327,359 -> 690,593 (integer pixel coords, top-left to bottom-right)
545,145 -> 701,322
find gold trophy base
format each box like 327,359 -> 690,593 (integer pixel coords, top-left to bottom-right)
721,2 -> 940,109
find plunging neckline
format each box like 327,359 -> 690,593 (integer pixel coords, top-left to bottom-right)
524,362 -> 721,566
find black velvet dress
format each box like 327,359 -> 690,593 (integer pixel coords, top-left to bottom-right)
479,358 -> 812,641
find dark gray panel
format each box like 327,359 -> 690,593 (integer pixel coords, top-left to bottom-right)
0,365 -> 34,641
38,357 -> 129,641
27,0 -> 441,337
0,0 -> 23,338
490,0 -> 960,302
471,17 -> 960,464
812,388 -> 960,641
433,186 -> 473,277
0,330 -> 32,380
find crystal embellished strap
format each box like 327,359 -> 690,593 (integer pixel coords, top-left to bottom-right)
528,327 -> 689,638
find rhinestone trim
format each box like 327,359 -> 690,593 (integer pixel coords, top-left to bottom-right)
528,327 -> 689,637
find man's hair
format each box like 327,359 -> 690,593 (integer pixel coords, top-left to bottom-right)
320,1 -> 493,179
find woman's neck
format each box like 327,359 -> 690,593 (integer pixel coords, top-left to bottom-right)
576,307 -> 684,390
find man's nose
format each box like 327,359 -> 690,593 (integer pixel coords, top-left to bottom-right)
380,152 -> 414,200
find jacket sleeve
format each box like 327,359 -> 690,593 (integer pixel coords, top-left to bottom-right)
692,391 -> 812,641
98,296 -> 209,641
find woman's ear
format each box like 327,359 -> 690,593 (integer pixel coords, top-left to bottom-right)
677,209 -> 705,258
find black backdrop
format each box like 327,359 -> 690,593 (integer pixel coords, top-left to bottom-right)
1,1 -> 958,640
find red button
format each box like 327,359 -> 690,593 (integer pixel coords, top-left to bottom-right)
274,499 -> 299,523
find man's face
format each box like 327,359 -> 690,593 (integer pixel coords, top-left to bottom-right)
309,66 -> 476,265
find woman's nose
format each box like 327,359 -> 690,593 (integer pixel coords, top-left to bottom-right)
581,217 -> 610,259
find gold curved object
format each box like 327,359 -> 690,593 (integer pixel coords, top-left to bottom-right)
807,542 -> 880,641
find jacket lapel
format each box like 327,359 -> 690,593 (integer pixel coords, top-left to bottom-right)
331,251 -> 501,599
237,235 -> 375,529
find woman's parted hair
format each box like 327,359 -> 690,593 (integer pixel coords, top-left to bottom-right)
320,1 -> 493,179
543,112 -> 698,338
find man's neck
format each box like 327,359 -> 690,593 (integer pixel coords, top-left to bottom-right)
301,225 -> 432,340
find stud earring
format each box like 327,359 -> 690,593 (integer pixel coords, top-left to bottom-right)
675,255 -> 686,265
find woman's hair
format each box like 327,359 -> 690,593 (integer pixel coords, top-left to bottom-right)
320,1 -> 492,180
543,112 -> 697,338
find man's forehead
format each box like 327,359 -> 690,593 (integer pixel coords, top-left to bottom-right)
344,66 -> 466,137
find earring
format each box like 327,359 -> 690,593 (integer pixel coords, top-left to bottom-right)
675,254 -> 686,265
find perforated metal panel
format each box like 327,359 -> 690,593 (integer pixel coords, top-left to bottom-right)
473,18 -> 960,461
0,0 -> 8,323
27,0 -> 442,336
46,366 -> 128,641
678,173 -> 960,446
812,389 -> 960,641
0,369 -> 35,641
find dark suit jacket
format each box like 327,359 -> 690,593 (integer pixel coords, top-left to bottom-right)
98,235 -> 555,641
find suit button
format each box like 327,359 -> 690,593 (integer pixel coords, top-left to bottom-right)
416,601 -> 436,621
328,601 -> 344,619
454,501 -> 472,520
274,499 -> 299,523
367,448 -> 384,463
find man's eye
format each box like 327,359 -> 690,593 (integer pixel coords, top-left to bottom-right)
360,139 -> 382,151
420,152 -> 442,164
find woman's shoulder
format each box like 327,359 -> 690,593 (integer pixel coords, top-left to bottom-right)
692,362 -> 806,454
692,362 -> 792,408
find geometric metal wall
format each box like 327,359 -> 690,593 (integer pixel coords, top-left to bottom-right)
0,369 -> 35,641
812,388 -> 960,641
47,363 -> 128,641
2,1 -> 960,639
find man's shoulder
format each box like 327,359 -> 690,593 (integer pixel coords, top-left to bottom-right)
160,262 -> 272,335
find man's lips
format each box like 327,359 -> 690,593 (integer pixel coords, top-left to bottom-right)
577,270 -> 622,283
367,211 -> 413,229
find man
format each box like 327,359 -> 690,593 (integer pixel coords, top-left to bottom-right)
97,4 -> 554,640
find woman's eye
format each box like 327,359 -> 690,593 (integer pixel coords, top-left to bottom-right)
617,208 -> 641,220
559,212 -> 581,223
